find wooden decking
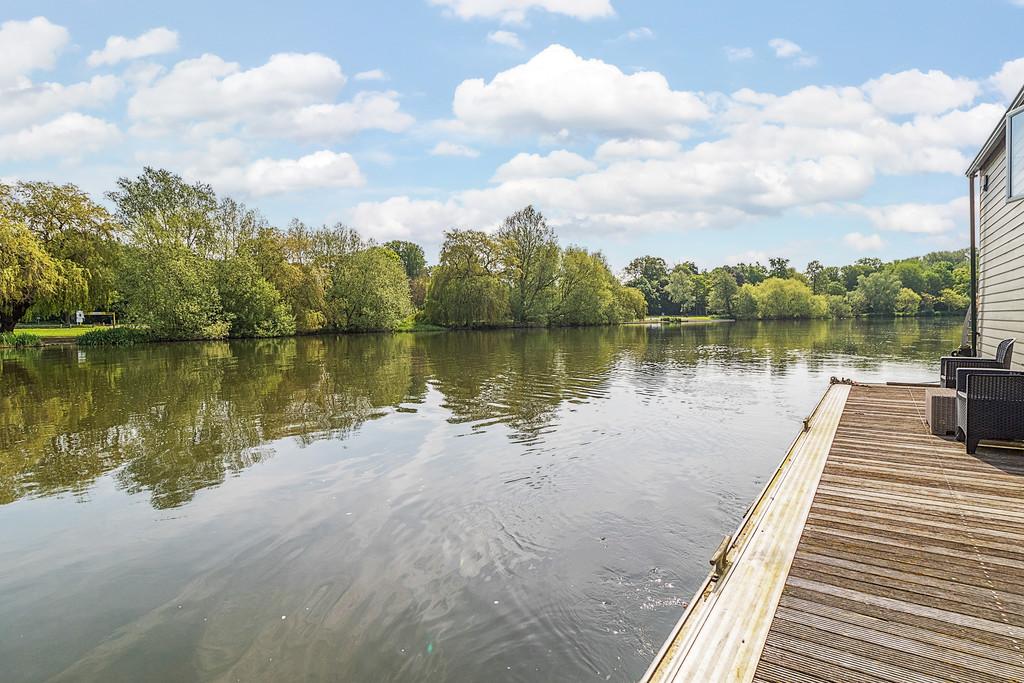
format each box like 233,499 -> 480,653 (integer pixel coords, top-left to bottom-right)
645,383 -> 1024,683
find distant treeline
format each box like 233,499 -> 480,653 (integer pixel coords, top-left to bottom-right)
622,252 -> 970,320
1,169 -> 644,340
1,168 -> 969,342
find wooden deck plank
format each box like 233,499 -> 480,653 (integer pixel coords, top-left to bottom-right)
645,384 -> 1024,682
753,385 -> 1024,683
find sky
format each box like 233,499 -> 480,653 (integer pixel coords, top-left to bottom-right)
2,0 -> 1023,271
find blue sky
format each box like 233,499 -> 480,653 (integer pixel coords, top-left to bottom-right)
2,0 -> 1023,270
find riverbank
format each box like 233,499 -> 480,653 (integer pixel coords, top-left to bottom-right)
5,318 -> 729,347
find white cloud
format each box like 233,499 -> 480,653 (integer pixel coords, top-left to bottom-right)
0,113 -> 119,161
488,31 -> 523,49
594,137 -> 680,160
87,27 -> 178,67
0,17 -> 69,88
130,53 -> 345,128
275,91 -> 414,139
350,196 -> 479,241
851,197 -> 967,234
768,38 -> 802,58
0,75 -> 121,131
127,52 -> 413,140
202,150 -> 365,197
354,69 -> 388,81
451,45 -> 708,139
492,150 -> 596,181
989,58 -> 1024,100
617,27 -> 654,42
429,0 -> 614,23
431,141 -> 480,157
725,47 -> 754,62
768,38 -> 816,67
843,232 -> 884,252
863,69 -> 979,115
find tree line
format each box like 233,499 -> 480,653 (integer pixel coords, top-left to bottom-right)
1,168 -> 971,339
623,252 -> 970,320
1,169 -> 645,339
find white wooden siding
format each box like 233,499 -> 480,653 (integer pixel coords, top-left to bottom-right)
978,145 -> 1024,370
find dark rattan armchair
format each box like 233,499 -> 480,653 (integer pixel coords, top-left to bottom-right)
955,368 -> 1024,454
940,338 -> 1015,388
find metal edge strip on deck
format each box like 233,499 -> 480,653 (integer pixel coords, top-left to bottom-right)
641,383 -> 850,683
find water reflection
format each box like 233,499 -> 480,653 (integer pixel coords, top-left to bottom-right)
1,319 -> 957,509
0,319 -> 959,682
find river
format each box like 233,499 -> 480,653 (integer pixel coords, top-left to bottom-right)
0,318 -> 960,682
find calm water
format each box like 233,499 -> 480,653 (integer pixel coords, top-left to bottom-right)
0,319 -> 959,682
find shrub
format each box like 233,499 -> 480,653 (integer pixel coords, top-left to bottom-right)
827,295 -> 853,318
0,331 -> 42,348
77,327 -> 151,346
895,288 -> 922,316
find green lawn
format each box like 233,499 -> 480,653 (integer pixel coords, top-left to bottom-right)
16,325 -> 108,337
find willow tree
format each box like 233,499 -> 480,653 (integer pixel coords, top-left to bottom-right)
0,219 -> 87,331
326,247 -> 413,331
425,229 -> 508,327
1,181 -> 116,315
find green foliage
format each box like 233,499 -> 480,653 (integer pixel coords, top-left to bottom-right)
425,230 -> 509,327
0,218 -> 88,332
623,255 -> 671,314
0,331 -> 43,347
216,256 -> 296,337
121,245 -> 227,340
732,284 -> 759,320
827,295 -> 853,318
856,270 -> 902,315
77,327 -> 151,346
497,205 -> 559,324
327,247 -> 413,331
895,287 -> 922,316
768,257 -> 793,279
707,268 -> 739,316
754,278 -> 823,319
383,240 -> 427,279
108,167 -> 219,253
552,247 -> 640,324
665,265 -> 695,312
939,287 -> 969,312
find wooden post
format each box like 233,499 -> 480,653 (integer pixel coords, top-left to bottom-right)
969,173 -> 978,355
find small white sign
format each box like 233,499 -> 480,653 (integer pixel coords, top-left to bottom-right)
75,310 -> 85,324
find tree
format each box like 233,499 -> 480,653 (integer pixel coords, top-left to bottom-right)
732,284 -> 759,319
497,205 -> 559,324
425,230 -> 508,327
827,295 -> 853,318
856,270 -> 902,315
552,247 -> 618,325
216,256 -> 295,337
895,287 -> 922,316
940,288 -> 969,312
0,219 -> 87,331
623,255 -> 669,315
665,265 -> 695,313
755,278 -> 821,319
768,257 -> 792,279
805,260 -> 825,293
121,244 -> 227,339
729,262 -> 768,286
1,180 -> 117,314
107,168 -> 218,254
707,268 -> 739,316
890,261 -> 926,293
383,240 -> 427,279
327,247 -> 413,331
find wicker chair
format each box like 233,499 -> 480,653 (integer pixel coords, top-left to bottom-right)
955,368 -> 1024,454
940,338 -> 1015,388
